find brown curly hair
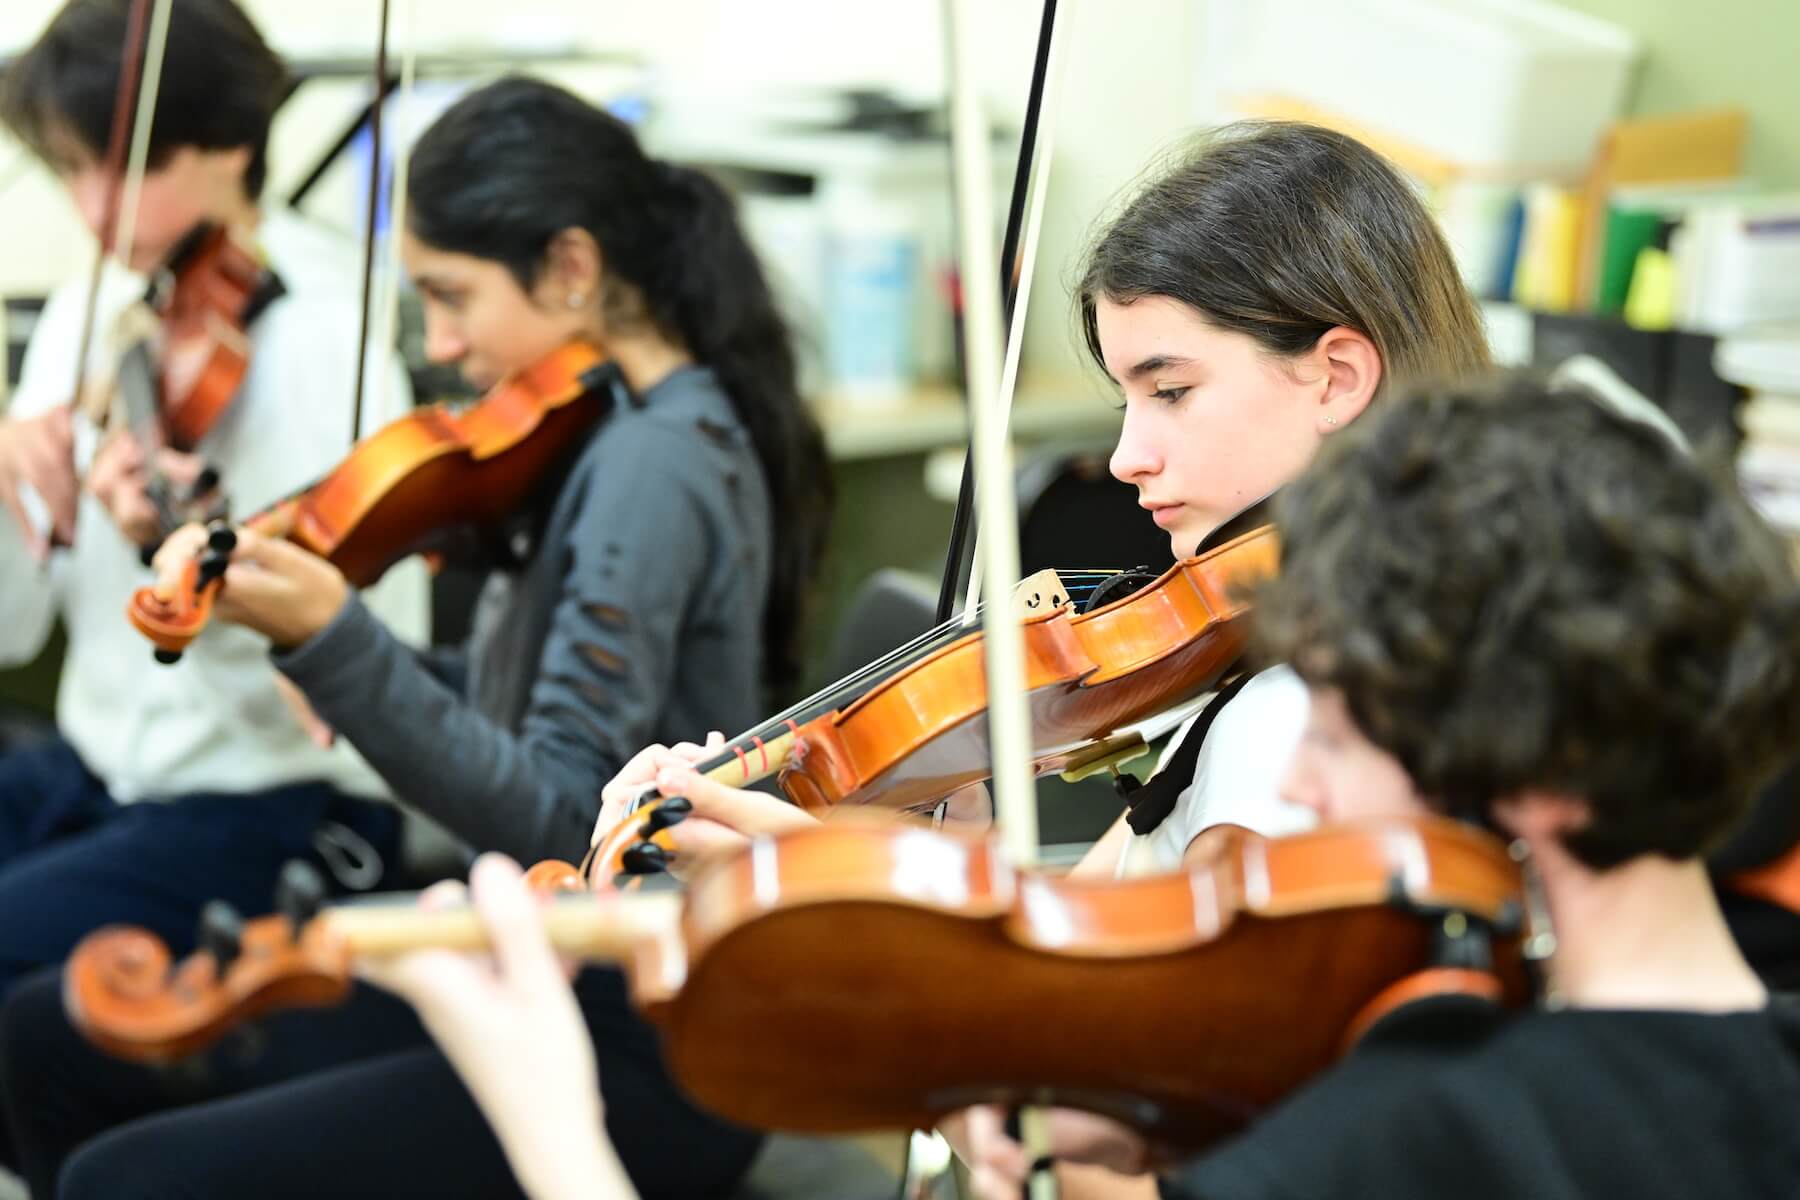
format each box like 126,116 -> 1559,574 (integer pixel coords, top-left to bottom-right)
1256,372 -> 1800,868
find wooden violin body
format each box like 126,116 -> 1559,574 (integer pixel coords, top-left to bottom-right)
575,525 -> 1278,889
127,340 -> 613,658
65,816 -> 1534,1149
152,224 -> 278,451
779,525 -> 1279,814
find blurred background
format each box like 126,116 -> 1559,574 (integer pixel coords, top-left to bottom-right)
3,0 -> 1799,849
2,5 -> 1797,1192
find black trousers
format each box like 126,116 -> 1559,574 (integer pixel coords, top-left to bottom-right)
0,966 -> 761,1199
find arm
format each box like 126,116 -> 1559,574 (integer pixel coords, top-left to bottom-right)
215,427 -> 713,863
1070,812 -> 1134,879
357,854 -> 639,1200
0,285 -> 85,661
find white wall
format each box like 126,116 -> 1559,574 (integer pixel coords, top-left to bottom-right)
0,0 -> 1208,387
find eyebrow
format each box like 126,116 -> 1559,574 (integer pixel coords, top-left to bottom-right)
1120,354 -> 1194,382
410,274 -> 461,294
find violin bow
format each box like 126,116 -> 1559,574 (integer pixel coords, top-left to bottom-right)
65,0 -> 170,439
933,0 -> 1063,626
347,0 -> 395,450
943,0 -> 1071,1195
372,0 -> 420,431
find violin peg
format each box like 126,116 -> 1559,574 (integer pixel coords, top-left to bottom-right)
206,523 -> 238,554
196,550 -> 231,589
275,860 -> 327,933
620,842 -> 672,876
198,900 -> 246,974
642,799 -> 691,835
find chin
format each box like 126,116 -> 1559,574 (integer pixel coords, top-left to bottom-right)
1168,521 -> 1208,560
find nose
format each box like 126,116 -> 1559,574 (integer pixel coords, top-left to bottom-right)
421,308 -> 467,366
1278,751 -> 1330,822
66,170 -> 112,243
1109,402 -> 1161,486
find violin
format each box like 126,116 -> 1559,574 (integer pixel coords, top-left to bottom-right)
560,522 -> 1279,889
64,815 -> 1537,1147
127,340 -> 614,662
93,225 -> 284,544
137,223 -> 284,453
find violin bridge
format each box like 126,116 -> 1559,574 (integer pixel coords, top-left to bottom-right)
1010,568 -> 1072,617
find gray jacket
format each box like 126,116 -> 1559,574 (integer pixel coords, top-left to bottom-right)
277,365 -> 772,865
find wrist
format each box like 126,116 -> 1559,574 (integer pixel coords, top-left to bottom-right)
512,1106 -> 627,1200
268,572 -> 349,651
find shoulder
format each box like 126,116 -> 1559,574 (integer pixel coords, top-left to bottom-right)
571,366 -> 753,486
1202,666 -> 1308,747
551,366 -> 757,536
1174,666 -> 1313,833
1176,1002 -> 1518,1196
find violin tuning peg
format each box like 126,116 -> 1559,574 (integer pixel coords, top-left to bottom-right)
275,860 -> 327,933
620,842 -> 672,876
199,900 -> 246,974
190,464 -> 222,501
206,523 -> 238,554
197,550 -> 231,589
641,798 -> 691,836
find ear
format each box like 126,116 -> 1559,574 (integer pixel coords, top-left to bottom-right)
1490,789 -> 1591,843
204,145 -> 254,190
1315,326 -> 1382,433
540,227 -> 604,310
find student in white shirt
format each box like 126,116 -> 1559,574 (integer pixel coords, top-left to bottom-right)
0,0 -> 423,1016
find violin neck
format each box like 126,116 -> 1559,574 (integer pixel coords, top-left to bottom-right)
322,891 -> 681,962
697,725 -> 802,790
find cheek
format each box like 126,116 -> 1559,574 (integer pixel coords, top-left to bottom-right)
466,296 -> 569,371
129,176 -> 202,246
1355,752 -> 1424,819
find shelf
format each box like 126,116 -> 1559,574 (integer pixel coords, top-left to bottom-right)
816,380 -> 1121,462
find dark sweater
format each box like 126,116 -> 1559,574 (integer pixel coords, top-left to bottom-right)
276,364 -> 772,865
1162,996 -> 1800,1200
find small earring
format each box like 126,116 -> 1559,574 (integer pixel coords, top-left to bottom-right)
566,292 -> 585,309
1323,415 -> 1339,426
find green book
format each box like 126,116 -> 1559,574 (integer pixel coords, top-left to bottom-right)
1597,206 -> 1667,317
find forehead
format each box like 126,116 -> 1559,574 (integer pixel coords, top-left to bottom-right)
400,232 -> 496,280
1094,295 -> 1251,381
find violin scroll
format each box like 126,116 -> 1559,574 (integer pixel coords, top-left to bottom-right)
65,893 -> 353,1064
126,523 -> 239,662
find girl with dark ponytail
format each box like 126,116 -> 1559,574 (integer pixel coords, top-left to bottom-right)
405,76 -> 830,696
0,76 -> 828,1199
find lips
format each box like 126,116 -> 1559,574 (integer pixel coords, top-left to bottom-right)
1143,502 -> 1184,528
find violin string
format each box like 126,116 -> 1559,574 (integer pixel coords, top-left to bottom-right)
689,569 -> 1125,776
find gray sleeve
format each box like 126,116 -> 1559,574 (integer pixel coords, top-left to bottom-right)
276,428 -> 712,865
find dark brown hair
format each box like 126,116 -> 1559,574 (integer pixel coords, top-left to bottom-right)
409,77 -> 831,697
1,0 -> 288,199
1076,122 -> 1490,397
1257,373 -> 1800,868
